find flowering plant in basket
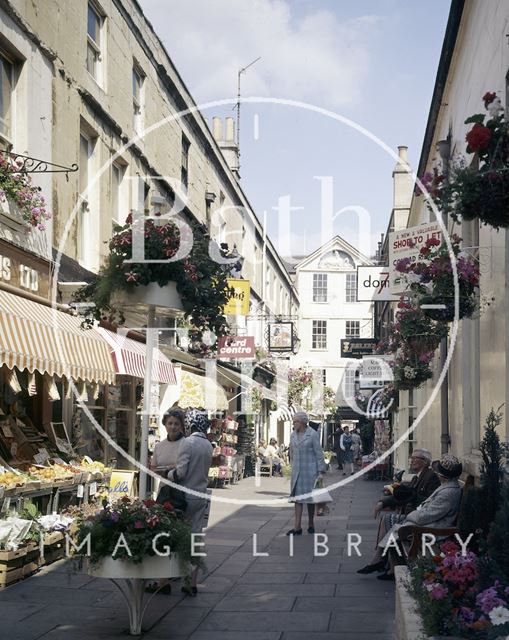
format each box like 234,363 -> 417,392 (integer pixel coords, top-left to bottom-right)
395,299 -> 448,354
396,235 -> 479,322
72,496 -> 204,574
392,349 -> 434,391
416,92 -> 509,230
409,540 -> 509,638
0,152 -> 51,230
74,215 -> 233,348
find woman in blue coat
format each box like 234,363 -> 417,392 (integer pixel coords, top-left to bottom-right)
287,411 -> 327,535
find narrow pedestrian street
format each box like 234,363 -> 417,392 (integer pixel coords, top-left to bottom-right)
0,472 -> 394,640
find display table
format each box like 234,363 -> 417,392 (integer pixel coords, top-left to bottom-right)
87,554 -> 183,635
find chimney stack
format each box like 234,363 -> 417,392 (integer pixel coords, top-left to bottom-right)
211,116 -> 240,179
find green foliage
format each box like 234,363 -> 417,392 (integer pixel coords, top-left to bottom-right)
73,216 -> 232,348
459,406 -> 505,550
487,485 -> 509,582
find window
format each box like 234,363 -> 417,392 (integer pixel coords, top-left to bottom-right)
132,66 -> 143,133
78,132 -> 95,268
111,162 -> 125,223
312,320 -> 327,349
86,3 -> 103,81
345,273 -> 357,302
345,320 -> 360,338
0,51 -> 14,140
181,134 -> 190,191
313,273 -> 327,302
343,369 -> 356,399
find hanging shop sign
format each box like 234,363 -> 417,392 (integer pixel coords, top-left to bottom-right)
268,321 -> 294,352
356,266 -> 399,302
341,338 -> 378,359
388,222 -> 442,293
359,356 -> 393,389
217,336 -> 255,359
223,279 -> 250,315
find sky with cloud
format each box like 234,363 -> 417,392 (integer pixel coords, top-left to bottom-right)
140,0 -> 451,259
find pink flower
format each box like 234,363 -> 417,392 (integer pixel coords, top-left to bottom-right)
429,584 -> 448,600
125,270 -> 139,283
134,520 -> 144,529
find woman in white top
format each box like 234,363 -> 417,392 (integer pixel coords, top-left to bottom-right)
151,409 -> 186,474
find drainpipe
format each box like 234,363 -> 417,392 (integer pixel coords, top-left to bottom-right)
437,138 -> 451,454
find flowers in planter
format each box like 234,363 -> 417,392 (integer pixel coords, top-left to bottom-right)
0,153 -> 51,230
74,215 -> 233,347
72,496 -> 204,572
416,92 -> 509,229
409,540 -> 509,638
288,367 -> 314,409
395,235 -> 480,322
395,299 -> 449,354
392,349 -> 434,391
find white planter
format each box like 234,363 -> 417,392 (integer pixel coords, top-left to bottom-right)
87,552 -> 184,579
113,281 -> 184,313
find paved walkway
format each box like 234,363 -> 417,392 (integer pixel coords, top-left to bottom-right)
0,470 -> 395,640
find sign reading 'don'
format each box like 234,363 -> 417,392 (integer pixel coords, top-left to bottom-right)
217,336 -> 255,359
388,222 -> 442,293
356,266 -> 399,302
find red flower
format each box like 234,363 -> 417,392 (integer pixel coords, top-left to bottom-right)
162,501 -> 174,511
143,498 -> 156,508
134,520 -> 144,529
483,91 -> 497,107
466,123 -> 492,152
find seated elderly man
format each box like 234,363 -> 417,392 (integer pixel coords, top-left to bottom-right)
373,448 -> 440,541
358,454 -> 463,581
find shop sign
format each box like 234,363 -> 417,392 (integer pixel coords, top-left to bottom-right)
217,336 -> 255,359
108,470 -> 136,501
223,279 -> 250,315
268,321 -> 294,352
356,266 -> 399,302
341,338 -> 378,359
0,254 -> 39,292
388,222 -> 442,293
359,356 -> 393,389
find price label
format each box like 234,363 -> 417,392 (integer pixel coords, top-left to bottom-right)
76,484 -> 84,498
1,424 -> 12,438
89,482 -> 97,496
37,448 -> 50,462
52,457 -> 66,465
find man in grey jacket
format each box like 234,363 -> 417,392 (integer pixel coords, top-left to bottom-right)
167,409 -> 213,596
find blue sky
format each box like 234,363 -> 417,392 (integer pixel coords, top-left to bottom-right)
141,0 -> 451,259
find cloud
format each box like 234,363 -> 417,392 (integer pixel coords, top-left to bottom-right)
140,0 -> 379,108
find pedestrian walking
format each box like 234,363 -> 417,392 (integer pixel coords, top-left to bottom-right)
287,411 -> 327,535
167,408 -> 213,596
340,426 -> 355,475
329,424 -> 343,470
351,427 -> 363,467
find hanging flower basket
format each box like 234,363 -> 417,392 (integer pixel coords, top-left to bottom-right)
416,92 -> 509,230
396,235 -> 479,324
406,333 -> 443,356
111,281 -> 184,312
393,351 -> 434,391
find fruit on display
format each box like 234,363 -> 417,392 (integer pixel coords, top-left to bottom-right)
0,471 -> 26,488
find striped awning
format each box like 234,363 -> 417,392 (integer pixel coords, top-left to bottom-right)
0,289 -> 116,384
179,370 -> 228,411
96,328 -> 177,385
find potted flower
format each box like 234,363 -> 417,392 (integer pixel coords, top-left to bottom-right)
393,350 -> 434,391
288,367 -> 314,409
395,300 -> 448,355
417,92 -> 509,230
74,215 -> 233,349
72,496 -> 202,573
408,540 -> 509,638
0,152 -> 51,230
395,235 -> 480,322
